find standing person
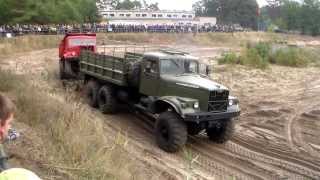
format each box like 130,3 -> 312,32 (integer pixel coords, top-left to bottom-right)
0,94 -> 15,171
0,94 -> 41,180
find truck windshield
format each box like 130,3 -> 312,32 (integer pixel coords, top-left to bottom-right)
161,59 -> 199,75
68,38 -> 96,47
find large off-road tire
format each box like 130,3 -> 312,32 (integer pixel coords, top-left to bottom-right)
84,80 -> 100,108
187,123 -> 203,136
59,60 -> 67,80
206,119 -> 235,143
155,111 -> 187,153
97,85 -> 118,114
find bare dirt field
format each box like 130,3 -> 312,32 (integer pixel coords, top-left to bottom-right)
0,35 -> 320,180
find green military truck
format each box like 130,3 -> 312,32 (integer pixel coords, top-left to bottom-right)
80,48 -> 240,152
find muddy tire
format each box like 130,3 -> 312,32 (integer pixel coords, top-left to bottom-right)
155,111 -> 187,153
84,80 -> 100,108
206,119 -> 234,143
59,60 -> 67,79
98,85 -> 118,114
187,123 -> 203,136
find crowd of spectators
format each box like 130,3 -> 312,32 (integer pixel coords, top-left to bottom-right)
0,23 -> 247,37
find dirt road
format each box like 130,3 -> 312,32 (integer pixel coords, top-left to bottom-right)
1,45 -> 320,180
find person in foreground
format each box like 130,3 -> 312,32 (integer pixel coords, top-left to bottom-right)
0,94 -> 41,180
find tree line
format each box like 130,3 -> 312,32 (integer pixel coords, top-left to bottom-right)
0,0 -> 99,25
262,0 -> 320,36
193,0 -> 320,36
193,0 -> 259,30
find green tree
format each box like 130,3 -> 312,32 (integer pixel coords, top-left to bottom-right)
0,0 -> 99,24
300,0 -> 320,35
193,0 -> 259,29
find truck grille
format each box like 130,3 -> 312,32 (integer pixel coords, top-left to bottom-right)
208,90 -> 229,112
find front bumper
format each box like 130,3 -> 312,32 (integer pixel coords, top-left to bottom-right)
184,105 -> 240,122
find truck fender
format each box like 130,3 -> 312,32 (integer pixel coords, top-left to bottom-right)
151,98 -> 182,115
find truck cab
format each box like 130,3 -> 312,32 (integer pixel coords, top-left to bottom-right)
137,51 -> 240,150
59,33 -> 96,79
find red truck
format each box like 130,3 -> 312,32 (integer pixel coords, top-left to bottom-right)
59,33 -> 97,79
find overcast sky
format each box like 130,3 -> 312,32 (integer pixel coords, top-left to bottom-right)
147,0 -> 268,11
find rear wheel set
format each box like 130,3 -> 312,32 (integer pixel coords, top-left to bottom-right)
84,80 -> 118,114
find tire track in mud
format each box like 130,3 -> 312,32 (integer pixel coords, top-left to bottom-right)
87,105 -> 320,180
284,76 -> 320,157
132,112 -> 276,180
187,140 -> 276,180
99,112 -> 260,180
232,134 -> 320,179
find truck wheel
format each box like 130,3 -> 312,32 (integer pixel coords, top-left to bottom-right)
98,85 -> 117,114
206,119 -> 234,143
59,61 -> 66,79
155,111 -> 187,152
84,80 -> 99,108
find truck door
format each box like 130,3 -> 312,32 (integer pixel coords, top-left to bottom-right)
140,58 -> 159,96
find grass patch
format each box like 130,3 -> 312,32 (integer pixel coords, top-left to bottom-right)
270,47 -> 310,67
219,42 -> 318,69
0,35 -> 62,57
98,32 -> 286,47
0,69 -> 136,179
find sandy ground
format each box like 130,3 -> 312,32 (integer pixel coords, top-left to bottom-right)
0,41 -> 320,180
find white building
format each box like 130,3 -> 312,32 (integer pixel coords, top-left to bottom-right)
100,10 -> 197,25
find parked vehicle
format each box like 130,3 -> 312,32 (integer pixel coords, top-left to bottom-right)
59,33 -> 96,79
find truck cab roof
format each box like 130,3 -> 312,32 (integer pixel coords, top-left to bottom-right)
143,50 -> 199,61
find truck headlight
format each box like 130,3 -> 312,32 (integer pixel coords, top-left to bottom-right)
228,98 -> 239,106
193,102 -> 199,109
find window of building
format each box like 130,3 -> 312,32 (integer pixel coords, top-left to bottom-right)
110,14 -> 115,17
182,15 -> 187,18
119,14 -> 124,17
126,14 -> 131,17
188,15 -> 193,18
167,14 -> 172,18
142,14 -> 147,17
136,14 -> 141,17
152,14 -> 157,18
158,14 -> 163,17
173,14 -> 178,18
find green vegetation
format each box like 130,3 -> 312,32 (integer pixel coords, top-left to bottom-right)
193,0 -> 259,29
0,0 -> 99,24
261,0 -> 320,36
219,42 -> 318,69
